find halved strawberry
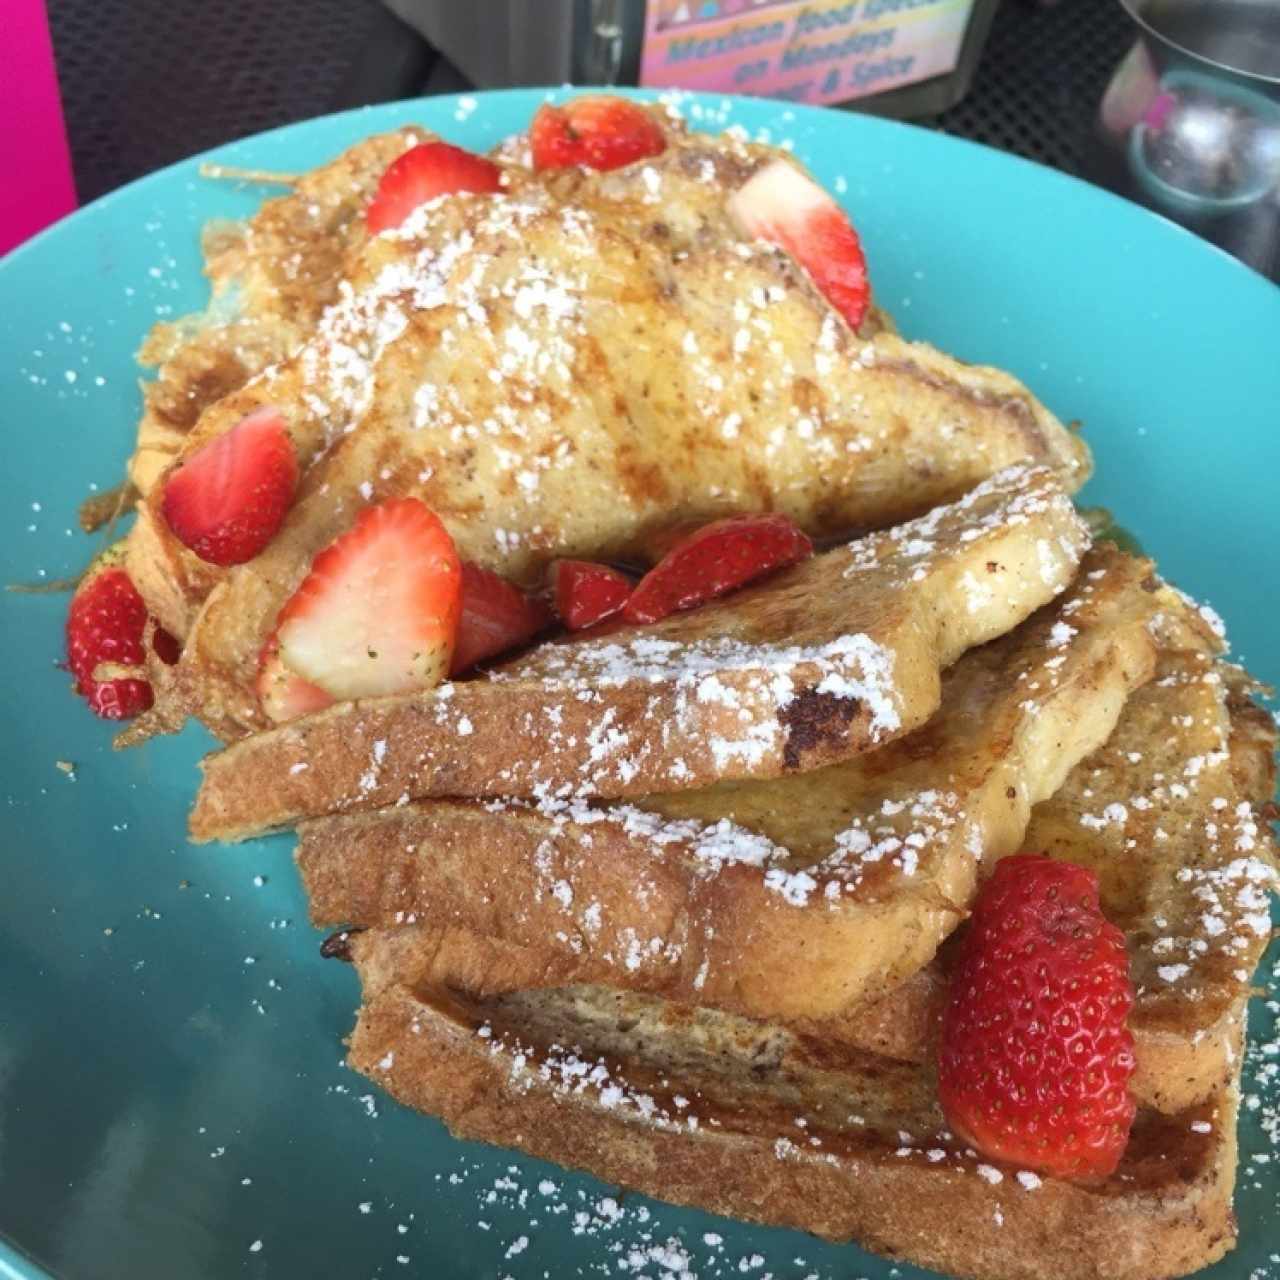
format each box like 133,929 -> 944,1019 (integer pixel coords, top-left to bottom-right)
256,631 -> 335,724
66,555 -> 164,720
530,97 -> 666,173
161,405 -> 297,567
624,513 -> 812,625
727,159 -> 870,331
450,562 -> 552,676
276,497 -> 461,701
366,141 -> 503,235
552,559 -> 632,631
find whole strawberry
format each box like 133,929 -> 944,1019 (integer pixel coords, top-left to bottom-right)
937,853 -> 1137,1180
66,564 -> 154,720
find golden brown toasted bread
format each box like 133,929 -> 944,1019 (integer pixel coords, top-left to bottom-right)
130,127 -> 431,498
126,142 -> 544,643
341,945 -> 1241,1280
1025,650 -> 1277,1109
126,117 -> 895,643
131,119 -> 1089,738
293,545 -> 1192,1025
191,465 -> 1089,842
825,650 -> 1280,1113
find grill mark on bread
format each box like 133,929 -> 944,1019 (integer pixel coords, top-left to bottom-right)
875,357 -> 1058,463
320,927 -> 365,961
779,688 -> 863,770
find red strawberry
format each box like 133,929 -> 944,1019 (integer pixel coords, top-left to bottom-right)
366,141 -> 503,234
624,514 -> 812,625
66,562 -> 154,720
161,405 -> 297,567
256,631 -> 335,724
727,159 -> 870,331
530,97 -> 666,173
276,498 -> 461,700
552,559 -> 632,630
152,625 -> 182,666
937,854 -> 1137,1181
450,562 -> 552,676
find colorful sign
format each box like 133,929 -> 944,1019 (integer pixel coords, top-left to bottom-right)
639,0 -> 975,108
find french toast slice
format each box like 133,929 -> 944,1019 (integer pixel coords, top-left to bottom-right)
191,465 -> 1089,842
125,116 -> 891,641
828,650 -> 1279,1113
126,143 -> 542,643
135,120 -> 1089,735
341,943 -> 1242,1280
129,126 -> 431,499
292,544 -> 1188,1025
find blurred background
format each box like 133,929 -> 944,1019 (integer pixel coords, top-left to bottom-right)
6,0 -> 1280,277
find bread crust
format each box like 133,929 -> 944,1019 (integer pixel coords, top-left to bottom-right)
296,546 -> 1176,1024
133,124 -> 1091,742
346,973 -> 1240,1280
193,466 -> 1089,839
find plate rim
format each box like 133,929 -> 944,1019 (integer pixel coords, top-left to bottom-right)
0,85 -> 1275,1280
4,87 -> 1278,320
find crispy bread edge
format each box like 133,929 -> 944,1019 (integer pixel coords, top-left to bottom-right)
188,467 -> 1088,841
293,544 -> 1165,1026
348,981 -> 1239,1280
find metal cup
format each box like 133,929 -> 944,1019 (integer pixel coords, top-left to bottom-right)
1088,0 -> 1280,280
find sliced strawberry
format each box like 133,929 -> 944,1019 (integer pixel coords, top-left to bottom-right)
727,159 -> 870,331
66,563 -> 154,720
450,562 -> 552,676
552,559 -> 632,631
256,631 -> 335,724
276,497 -> 461,701
161,405 -> 297,567
530,97 -> 666,173
938,854 -> 1137,1180
152,626 -> 182,666
624,514 -> 812,625
366,141 -> 503,235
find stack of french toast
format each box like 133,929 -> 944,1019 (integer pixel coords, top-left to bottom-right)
65,96 -> 1278,1280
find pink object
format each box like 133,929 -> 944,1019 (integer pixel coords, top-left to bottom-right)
639,0 -> 971,108
1143,91 -> 1177,131
0,0 -> 77,255
1100,40 -> 1161,135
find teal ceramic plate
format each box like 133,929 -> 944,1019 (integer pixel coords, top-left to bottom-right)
1,89 -> 1276,1280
